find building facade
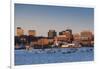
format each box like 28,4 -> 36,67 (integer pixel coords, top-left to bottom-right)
16,27 -> 24,36
28,30 -> 36,36
48,30 -> 57,38
80,30 -> 93,46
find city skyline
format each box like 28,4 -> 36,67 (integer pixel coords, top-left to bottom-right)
16,27 -> 93,37
15,4 -> 94,36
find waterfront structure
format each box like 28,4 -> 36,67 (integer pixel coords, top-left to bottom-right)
66,29 -> 73,42
59,29 -> 73,42
66,29 -> 72,34
28,30 -> 36,36
73,33 -> 80,42
33,37 -> 49,48
37,38 -> 49,46
15,27 -> 28,48
48,30 -> 57,38
57,35 -> 67,42
16,27 -> 24,36
48,37 -> 54,45
59,31 -> 66,35
80,30 -> 93,46
15,27 -> 94,49
80,30 -> 93,40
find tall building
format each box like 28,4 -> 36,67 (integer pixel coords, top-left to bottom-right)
59,29 -> 72,35
66,29 -> 73,42
28,30 -> 36,36
16,27 -> 24,36
59,29 -> 73,42
80,30 -> 93,46
80,30 -> 93,40
66,29 -> 72,34
48,30 -> 57,38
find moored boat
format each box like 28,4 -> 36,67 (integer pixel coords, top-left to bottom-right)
61,43 -> 81,48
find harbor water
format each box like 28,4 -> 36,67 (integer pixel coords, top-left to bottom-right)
15,47 -> 94,65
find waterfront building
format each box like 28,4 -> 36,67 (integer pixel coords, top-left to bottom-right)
16,27 -> 24,36
59,31 -> 65,35
37,38 -> 49,46
47,37 -> 54,45
59,29 -> 73,42
80,30 -> 93,46
80,30 -> 93,41
57,35 -> 67,42
73,33 -> 80,42
48,30 -> 57,38
28,30 -> 36,36
66,29 -> 72,34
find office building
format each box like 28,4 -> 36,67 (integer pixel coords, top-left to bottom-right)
28,30 -> 36,36
16,27 -> 24,36
48,30 -> 57,38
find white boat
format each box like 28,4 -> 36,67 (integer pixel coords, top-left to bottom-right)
61,43 -> 81,48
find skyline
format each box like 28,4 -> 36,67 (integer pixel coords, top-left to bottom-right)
15,4 -> 94,36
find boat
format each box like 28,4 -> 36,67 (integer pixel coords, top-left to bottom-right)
61,43 -> 81,48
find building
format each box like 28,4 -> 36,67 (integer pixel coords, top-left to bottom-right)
28,30 -> 36,36
37,38 -> 49,46
59,31 -> 65,35
16,27 -> 24,36
66,29 -> 72,34
48,30 -> 57,38
80,30 -> 93,41
32,37 -> 49,49
59,31 -> 67,35
80,30 -> 93,46
59,29 -> 73,42
47,37 -> 54,45
73,33 -> 80,41
57,35 -> 67,42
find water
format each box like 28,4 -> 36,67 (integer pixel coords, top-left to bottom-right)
15,47 -> 94,65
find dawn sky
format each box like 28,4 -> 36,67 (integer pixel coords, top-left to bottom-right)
15,4 -> 94,36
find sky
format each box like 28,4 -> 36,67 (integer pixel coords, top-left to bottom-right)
15,3 -> 94,36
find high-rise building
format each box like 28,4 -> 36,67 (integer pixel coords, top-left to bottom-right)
80,30 -> 93,40
80,30 -> 93,46
28,30 -> 36,36
48,30 -> 57,38
16,27 -> 24,36
59,29 -> 73,42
